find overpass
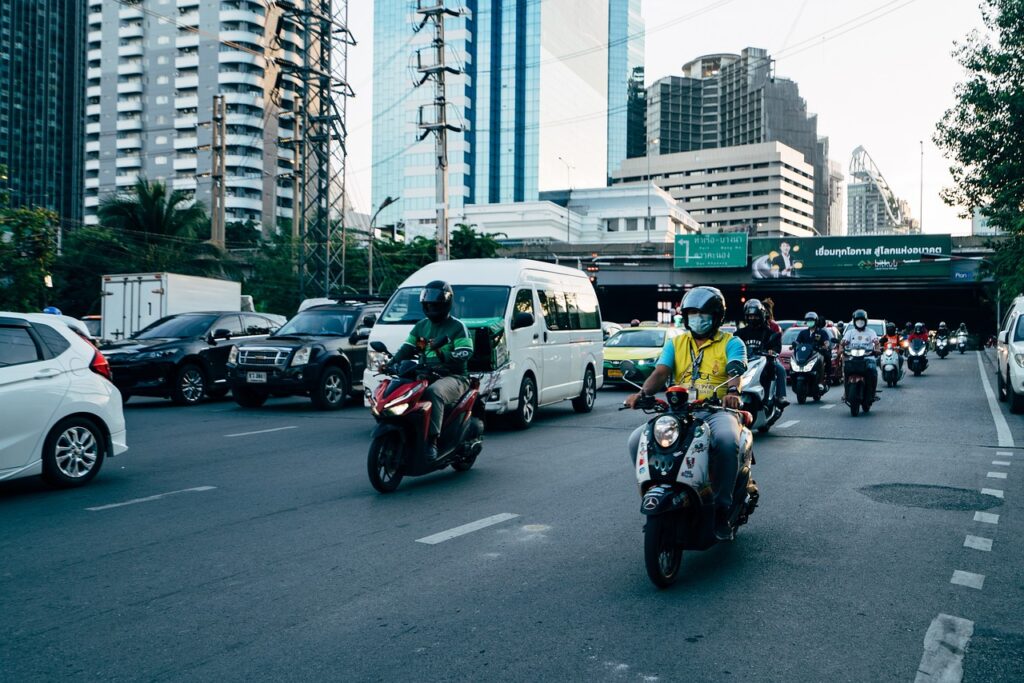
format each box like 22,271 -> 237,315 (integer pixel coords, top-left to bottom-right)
497,234 -> 1004,332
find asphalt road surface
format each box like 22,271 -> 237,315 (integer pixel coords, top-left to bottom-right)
2,351 -> 1022,682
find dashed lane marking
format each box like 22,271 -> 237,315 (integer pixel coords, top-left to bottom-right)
915,613 -> 973,683
950,570 -> 985,590
996,451 -> 1013,457
976,353 -> 1014,448
225,426 -> 297,438
415,513 -> 520,545
981,488 -> 1004,499
986,471 -> 1008,480
964,535 -> 993,552
87,486 -> 217,511
821,404 -> 836,410
775,419 -> 800,429
974,511 -> 999,524
992,460 -> 1011,466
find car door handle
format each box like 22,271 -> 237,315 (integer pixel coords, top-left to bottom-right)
533,333 -> 539,341
34,368 -> 60,380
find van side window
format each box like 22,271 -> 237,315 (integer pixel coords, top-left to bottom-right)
541,290 -> 570,330
564,292 -> 582,329
514,288 -> 534,315
576,291 -> 601,329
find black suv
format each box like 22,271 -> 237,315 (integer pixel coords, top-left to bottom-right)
226,301 -> 383,410
101,311 -> 285,405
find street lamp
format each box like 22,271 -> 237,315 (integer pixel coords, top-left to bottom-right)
368,195 -> 399,295
557,156 -> 574,243
646,137 -> 659,243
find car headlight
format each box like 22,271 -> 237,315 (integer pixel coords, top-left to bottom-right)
291,347 -> 312,366
136,349 -> 180,361
637,356 -> 659,366
1014,353 -> 1024,368
227,345 -> 238,365
653,416 -> 680,449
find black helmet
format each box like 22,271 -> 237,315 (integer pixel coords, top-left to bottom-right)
914,322 -> 924,333
743,299 -> 766,326
904,321 -> 913,330
853,309 -> 868,329
804,311 -> 819,327
836,321 -> 846,332
680,286 -> 726,332
938,321 -> 948,331
885,322 -> 896,335
420,280 -> 454,323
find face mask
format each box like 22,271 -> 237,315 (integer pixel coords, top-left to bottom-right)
688,313 -> 714,336
854,320 -> 866,330
806,320 -> 816,328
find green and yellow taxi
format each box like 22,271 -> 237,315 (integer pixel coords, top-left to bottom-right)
602,324 -> 682,384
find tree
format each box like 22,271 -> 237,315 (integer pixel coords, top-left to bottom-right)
451,223 -> 503,259
51,226 -> 133,316
98,177 -> 210,240
0,205 -> 59,311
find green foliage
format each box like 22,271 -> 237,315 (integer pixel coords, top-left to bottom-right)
98,177 -> 210,239
0,205 -> 59,311
451,223 -> 503,258
226,219 -> 261,247
245,231 -> 302,316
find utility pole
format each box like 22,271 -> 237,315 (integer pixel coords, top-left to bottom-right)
414,1 -> 464,262
558,156 -> 573,243
210,94 -> 227,248
646,137 -> 659,243
919,140 -> 924,233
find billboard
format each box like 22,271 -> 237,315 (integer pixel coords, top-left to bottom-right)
673,233 -> 748,269
749,235 -> 953,280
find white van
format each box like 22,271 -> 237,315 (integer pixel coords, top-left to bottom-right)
363,259 -> 604,428
996,295 -> 1024,413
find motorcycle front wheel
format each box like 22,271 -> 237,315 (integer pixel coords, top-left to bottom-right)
794,377 -> 807,405
367,432 -> 405,493
644,515 -> 683,588
846,383 -> 861,416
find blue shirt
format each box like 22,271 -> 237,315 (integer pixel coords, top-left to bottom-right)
656,335 -> 746,370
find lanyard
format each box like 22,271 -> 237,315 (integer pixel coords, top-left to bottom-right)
687,340 -> 706,392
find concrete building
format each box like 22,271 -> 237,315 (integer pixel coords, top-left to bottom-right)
0,0 -> 85,226
371,0 -> 644,237
83,0 -> 302,230
611,141 -> 815,237
642,48 -> 838,234
847,146 -> 918,235
827,159 -> 846,235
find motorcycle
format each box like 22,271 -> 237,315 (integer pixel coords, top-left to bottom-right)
365,340 -> 488,493
789,342 -> 829,404
843,348 -> 877,417
935,336 -> 950,358
880,342 -> 905,388
957,333 -> 968,354
738,351 -> 785,433
907,338 -> 929,376
620,361 -> 758,588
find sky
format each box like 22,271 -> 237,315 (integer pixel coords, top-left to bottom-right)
344,0 -> 986,235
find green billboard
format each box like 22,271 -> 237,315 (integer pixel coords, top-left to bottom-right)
749,235 -> 953,279
674,233 -> 748,269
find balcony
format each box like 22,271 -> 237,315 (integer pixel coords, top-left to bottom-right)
118,24 -> 144,40
86,122 -> 101,135
85,177 -> 100,189
175,74 -> 199,89
86,104 -> 102,117
115,156 -> 142,169
176,34 -> 200,49
116,137 -> 142,150
175,54 -> 199,70
172,177 -> 198,191
87,85 -> 102,98
177,10 -> 199,26
220,29 -> 264,45
226,155 -> 263,172
115,175 -> 139,188
175,115 -> 198,130
87,49 -> 102,62
218,71 -> 264,89
117,62 -> 144,77
117,99 -> 143,114
88,30 -> 103,43
174,136 -> 198,151
118,6 -> 143,20
85,159 -> 101,171
87,67 -> 103,81
85,195 -> 100,207
229,176 -> 264,191
85,140 -> 101,153
116,118 -> 143,132
220,9 -> 265,26
174,96 -> 199,110
225,196 -> 264,213
119,43 -> 145,58
218,50 -> 267,69
117,81 -> 144,95
173,157 -> 198,171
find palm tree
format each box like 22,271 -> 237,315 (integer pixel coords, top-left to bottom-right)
98,177 -> 209,240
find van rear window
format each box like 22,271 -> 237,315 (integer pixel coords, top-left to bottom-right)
379,286 -> 511,324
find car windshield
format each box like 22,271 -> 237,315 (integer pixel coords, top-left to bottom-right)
868,321 -> 886,336
379,286 -> 511,324
83,319 -> 101,337
133,314 -> 218,340
605,329 -> 666,348
1015,317 -> 1024,342
782,327 -> 805,346
272,310 -> 355,337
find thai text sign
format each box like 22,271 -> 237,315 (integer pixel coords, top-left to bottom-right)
749,235 -> 952,279
673,233 -> 748,269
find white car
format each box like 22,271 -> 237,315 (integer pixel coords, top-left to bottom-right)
0,312 -> 127,487
996,296 -> 1024,413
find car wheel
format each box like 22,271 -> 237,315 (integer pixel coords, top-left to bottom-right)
171,363 -> 207,406
510,375 -> 538,430
571,367 -> 597,413
1009,375 -> 1024,415
312,366 -> 349,410
233,386 -> 268,408
41,417 -> 105,488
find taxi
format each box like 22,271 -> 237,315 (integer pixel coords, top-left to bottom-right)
602,324 -> 682,384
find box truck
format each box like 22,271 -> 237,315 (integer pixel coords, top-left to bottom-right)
100,273 -> 242,341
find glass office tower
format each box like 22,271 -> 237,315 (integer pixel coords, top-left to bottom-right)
372,0 -> 642,237
606,0 -> 643,179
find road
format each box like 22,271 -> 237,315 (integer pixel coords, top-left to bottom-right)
2,351 -> 1022,682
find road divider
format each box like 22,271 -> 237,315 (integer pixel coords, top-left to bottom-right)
416,513 -> 520,545
86,486 -> 217,511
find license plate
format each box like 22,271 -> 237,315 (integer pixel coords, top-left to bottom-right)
607,369 -> 623,378
247,371 -> 267,383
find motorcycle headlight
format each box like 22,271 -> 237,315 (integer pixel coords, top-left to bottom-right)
227,345 -> 238,365
652,416 -> 680,449
385,403 -> 409,417
1014,353 -> 1024,368
368,349 -> 388,371
290,347 -> 312,366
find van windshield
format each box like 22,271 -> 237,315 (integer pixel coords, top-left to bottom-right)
379,286 -> 512,324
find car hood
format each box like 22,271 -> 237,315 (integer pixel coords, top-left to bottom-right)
604,347 -> 662,362
100,338 -> 184,355
241,335 -> 320,349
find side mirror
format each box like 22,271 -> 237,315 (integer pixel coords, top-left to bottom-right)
351,327 -> 371,343
361,314 -> 377,328
620,360 -> 644,383
511,311 -> 535,330
998,331 -> 1008,344
211,328 -> 232,341
370,340 -> 389,354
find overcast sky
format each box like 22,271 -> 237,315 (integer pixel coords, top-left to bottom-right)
344,0 -> 984,235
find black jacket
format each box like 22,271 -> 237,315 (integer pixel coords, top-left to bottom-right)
796,327 -> 831,352
735,324 -> 781,357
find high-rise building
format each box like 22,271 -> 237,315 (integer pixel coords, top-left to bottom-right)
644,48 -> 837,234
827,158 -> 845,236
0,0 -> 86,226
83,0 -> 305,231
371,0 -> 643,237
625,66 -> 647,160
847,146 -> 918,235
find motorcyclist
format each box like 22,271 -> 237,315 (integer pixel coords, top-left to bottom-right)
907,322 -> 929,345
795,311 -> 831,391
734,299 -> 789,408
840,309 -> 881,399
936,322 -> 950,339
882,322 -> 903,350
835,321 -> 846,337
903,321 -> 914,337
386,280 -> 474,461
625,286 -> 747,541
957,322 -> 969,337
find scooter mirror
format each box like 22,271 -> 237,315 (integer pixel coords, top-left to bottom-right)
370,341 -> 389,354
620,360 -> 644,383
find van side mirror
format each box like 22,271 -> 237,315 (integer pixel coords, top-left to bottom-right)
999,331 -> 1008,344
511,311 -> 535,330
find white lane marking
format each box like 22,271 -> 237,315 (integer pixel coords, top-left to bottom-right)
821,404 -> 836,410
415,513 -> 520,545
974,511 -> 999,524
775,419 -> 800,429
986,471 -> 1008,480
992,460 -> 1011,466
225,426 -> 297,438
964,535 -> 993,552
950,570 -> 985,590
981,488 -> 1004,499
915,613 -> 974,683
86,486 -> 217,511
996,451 -> 1013,457
976,353 -> 1014,448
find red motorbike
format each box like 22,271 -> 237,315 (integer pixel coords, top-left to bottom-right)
366,340 -> 486,493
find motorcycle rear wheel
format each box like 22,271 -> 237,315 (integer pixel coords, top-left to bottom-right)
644,515 -> 683,588
367,432 -> 404,493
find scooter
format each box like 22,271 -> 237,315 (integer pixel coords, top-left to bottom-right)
789,343 -> 829,404
738,351 -> 785,433
907,338 -> 929,376
365,340 -> 488,493
880,342 -> 905,387
620,361 -> 758,589
935,336 -> 950,358
843,348 -> 878,417
957,333 -> 968,354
